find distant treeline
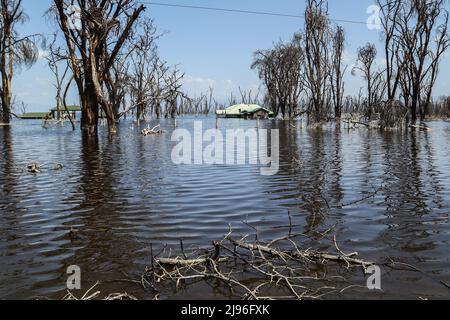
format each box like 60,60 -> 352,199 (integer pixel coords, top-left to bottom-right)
250,0 -> 450,127
0,0 -> 449,134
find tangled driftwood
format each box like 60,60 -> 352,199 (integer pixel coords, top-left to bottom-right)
58,220 -> 447,300
142,226 -> 374,300
62,282 -> 137,301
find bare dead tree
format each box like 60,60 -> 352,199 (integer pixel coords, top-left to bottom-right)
150,57 -> 169,119
237,86 -> 262,106
0,0 -> 40,123
251,48 -> 278,115
119,18 -> 186,122
353,43 -> 385,119
283,34 -> 304,118
252,33 -> 304,118
205,87 -> 218,114
384,0 -> 450,123
426,95 -> 450,119
420,21 -> 450,118
164,65 -> 185,119
378,0 -> 404,102
303,0 -> 332,123
52,0 -> 145,134
131,19 -> 155,121
105,56 -> 129,119
399,0 -> 450,124
45,33 -> 71,121
331,25 -> 346,119
118,59 -> 185,121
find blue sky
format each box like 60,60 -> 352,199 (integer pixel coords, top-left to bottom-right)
13,0 -> 450,112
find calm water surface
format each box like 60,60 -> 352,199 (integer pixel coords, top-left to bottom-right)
0,117 -> 449,299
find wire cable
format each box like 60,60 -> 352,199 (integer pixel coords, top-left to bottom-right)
139,1 -> 369,26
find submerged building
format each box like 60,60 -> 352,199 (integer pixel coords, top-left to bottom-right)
216,104 -> 274,119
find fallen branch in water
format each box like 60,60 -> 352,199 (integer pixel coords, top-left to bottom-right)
143,225 -> 374,300
156,244 -> 226,267
141,125 -> 163,136
63,282 -> 137,300
156,257 -> 211,267
384,259 -> 450,290
229,236 -> 372,268
409,124 -> 431,131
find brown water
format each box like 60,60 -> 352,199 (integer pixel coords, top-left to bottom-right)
0,117 -> 449,300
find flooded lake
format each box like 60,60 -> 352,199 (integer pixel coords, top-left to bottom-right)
0,117 -> 449,300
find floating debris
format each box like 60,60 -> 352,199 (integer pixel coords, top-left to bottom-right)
27,162 -> 43,174
141,125 -> 163,136
26,162 -> 64,173
52,164 -> 64,171
63,282 -> 137,300
143,225 -> 375,300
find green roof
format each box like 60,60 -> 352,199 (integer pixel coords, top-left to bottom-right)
20,112 -> 51,119
50,105 -> 81,112
216,104 -> 274,116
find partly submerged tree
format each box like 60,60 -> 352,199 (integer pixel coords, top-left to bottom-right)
353,43 -> 385,119
45,33 -> 70,122
52,0 -> 145,134
303,0 -> 332,123
330,25 -> 346,119
0,0 -> 39,123
251,34 -> 304,119
378,0 -> 450,124
128,18 -> 166,121
377,0 -> 403,102
397,0 -> 450,123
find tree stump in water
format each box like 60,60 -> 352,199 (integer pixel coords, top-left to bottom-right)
27,163 -> 42,173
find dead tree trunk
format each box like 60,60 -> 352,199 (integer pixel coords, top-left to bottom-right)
53,0 -> 145,134
304,0 -> 332,123
331,26 -> 345,119
0,0 -> 38,123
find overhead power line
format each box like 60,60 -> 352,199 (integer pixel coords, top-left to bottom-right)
139,1 -> 368,26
